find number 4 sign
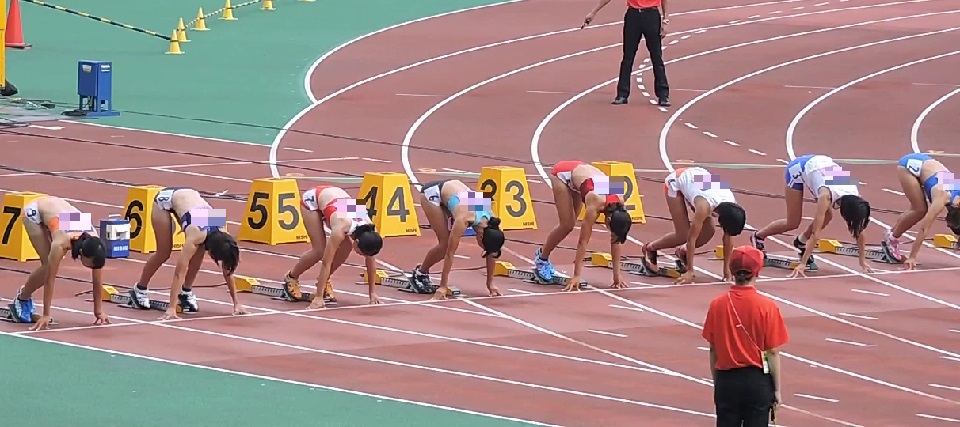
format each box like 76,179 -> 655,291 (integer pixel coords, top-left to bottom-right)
357,172 -> 420,238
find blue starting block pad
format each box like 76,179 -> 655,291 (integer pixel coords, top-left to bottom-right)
0,303 -> 55,324
492,261 -> 591,288
99,219 -> 130,259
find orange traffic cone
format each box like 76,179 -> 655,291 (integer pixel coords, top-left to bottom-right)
6,0 -> 32,49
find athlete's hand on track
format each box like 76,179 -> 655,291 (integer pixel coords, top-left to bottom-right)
306,300 -> 326,310
30,316 -> 54,331
368,293 -> 381,305
610,278 -> 627,289
860,263 -> 875,274
902,258 -> 918,271
487,286 -> 502,297
787,265 -> 807,278
233,304 -> 247,315
563,276 -> 582,292
94,312 -> 110,325
581,13 -> 595,29
158,310 -> 179,321
674,271 -> 695,285
431,286 -> 451,301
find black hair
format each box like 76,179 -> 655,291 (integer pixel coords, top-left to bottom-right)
947,205 -> 960,235
733,270 -> 754,285
480,217 -> 504,258
351,224 -> 383,256
715,202 -> 746,236
605,203 -> 631,244
203,229 -> 240,274
70,233 -> 106,269
838,195 -> 870,238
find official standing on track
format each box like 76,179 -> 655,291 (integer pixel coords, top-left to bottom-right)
583,0 -> 671,106
702,246 -> 788,426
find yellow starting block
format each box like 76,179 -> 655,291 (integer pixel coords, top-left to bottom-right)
714,246 -> 818,271
0,304 -> 53,324
588,252 -> 682,279
99,285 -> 183,313
492,261 -> 590,287
233,276 -> 321,303
933,234 -> 960,250
816,239 -> 899,264
362,270 -> 460,296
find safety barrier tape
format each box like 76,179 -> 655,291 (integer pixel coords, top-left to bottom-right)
22,0 -> 171,41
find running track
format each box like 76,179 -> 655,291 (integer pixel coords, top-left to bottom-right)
3,0 -> 960,424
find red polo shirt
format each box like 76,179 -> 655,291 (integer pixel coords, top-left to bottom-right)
628,0 -> 661,8
702,286 -> 789,370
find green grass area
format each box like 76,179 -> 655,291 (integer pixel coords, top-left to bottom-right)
0,333 -> 539,426
7,0 -> 507,143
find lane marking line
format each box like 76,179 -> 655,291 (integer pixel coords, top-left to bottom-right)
825,338 -> 873,347
795,393 -> 839,403
851,289 -> 890,297
911,87 -> 960,153
587,330 -> 628,338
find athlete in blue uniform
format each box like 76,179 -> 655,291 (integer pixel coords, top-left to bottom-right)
884,153 -> 960,269
751,154 -> 873,277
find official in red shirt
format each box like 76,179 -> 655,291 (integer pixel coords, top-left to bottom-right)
582,0 -> 671,106
702,246 -> 789,427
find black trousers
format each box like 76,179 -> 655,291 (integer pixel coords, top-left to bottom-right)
616,7 -> 669,100
714,367 -> 774,427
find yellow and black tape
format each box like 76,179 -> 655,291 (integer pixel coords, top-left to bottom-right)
22,0 -> 170,41
185,0 -> 263,28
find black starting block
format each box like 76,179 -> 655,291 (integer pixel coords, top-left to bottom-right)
493,261 -> 591,288
363,270 -> 461,297
587,253 -> 683,278
1,303 -> 55,324
817,239 -> 900,264
98,286 -> 182,313
714,246 -> 817,271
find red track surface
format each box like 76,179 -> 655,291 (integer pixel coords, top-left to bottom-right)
4,0 -> 960,425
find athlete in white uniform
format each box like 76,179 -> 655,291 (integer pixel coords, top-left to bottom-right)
752,154 -> 873,277
643,167 -> 746,284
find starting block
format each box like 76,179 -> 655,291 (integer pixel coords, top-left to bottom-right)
492,261 -> 590,287
933,234 -> 960,250
233,276 -> 317,303
362,270 -> 460,296
99,285 -> 182,313
816,239 -> 899,264
588,252 -> 682,278
714,246 -> 818,271
0,304 -> 53,324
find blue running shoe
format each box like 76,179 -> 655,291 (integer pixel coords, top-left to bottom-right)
533,248 -> 555,281
12,287 -> 34,323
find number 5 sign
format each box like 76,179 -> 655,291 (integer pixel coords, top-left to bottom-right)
477,166 -> 537,231
238,178 -> 309,245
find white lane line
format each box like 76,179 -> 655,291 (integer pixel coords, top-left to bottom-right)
825,338 -> 873,347
911,87 -> 960,153
795,393 -> 839,403
930,384 -> 960,392
851,289 -> 890,297
883,188 -> 906,196
837,313 -> 878,320
917,414 -> 960,423
588,330 -> 628,338
609,304 -> 645,312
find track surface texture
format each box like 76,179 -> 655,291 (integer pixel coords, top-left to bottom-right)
4,0 -> 960,425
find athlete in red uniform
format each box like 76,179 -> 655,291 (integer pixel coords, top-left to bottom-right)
533,161 -> 632,291
283,186 -> 383,309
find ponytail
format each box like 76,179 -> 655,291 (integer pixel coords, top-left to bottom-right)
480,217 -> 504,258
71,232 -> 106,269
605,203 -> 631,244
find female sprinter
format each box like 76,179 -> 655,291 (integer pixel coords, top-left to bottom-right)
9,196 -> 107,330
642,167 -> 746,284
129,187 -> 245,320
533,161 -> 633,291
408,179 -> 505,299
751,154 -> 873,277
281,185 -> 383,310
883,153 -> 960,269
